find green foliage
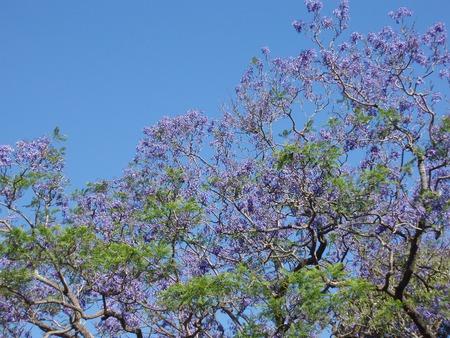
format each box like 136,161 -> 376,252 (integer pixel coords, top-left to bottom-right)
161,272 -> 238,310
52,126 -> 68,142
159,262 -> 378,336
379,108 -> 401,125
86,180 -> 109,193
358,163 -> 393,191
440,115 -> 450,133
251,56 -> 260,65
142,194 -> 201,223
354,107 -> 375,124
275,141 -> 343,172
1,227 -> 33,259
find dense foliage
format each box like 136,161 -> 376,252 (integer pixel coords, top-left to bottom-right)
1,1 -> 449,337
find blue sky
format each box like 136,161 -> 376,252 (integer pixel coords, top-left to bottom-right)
1,0 -> 449,190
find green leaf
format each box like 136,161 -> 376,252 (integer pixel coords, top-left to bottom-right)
52,126 -> 68,142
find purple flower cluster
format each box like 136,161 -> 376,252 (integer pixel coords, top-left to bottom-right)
0,145 -> 14,167
388,7 -> 413,23
292,20 -> 306,34
305,0 -> 323,13
332,0 -> 349,23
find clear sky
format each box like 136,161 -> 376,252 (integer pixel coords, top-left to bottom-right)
1,0 -> 449,190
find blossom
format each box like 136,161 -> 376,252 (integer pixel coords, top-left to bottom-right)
292,20 -> 306,33
321,16 -> 334,29
423,22 -> 447,46
350,32 -> 364,44
431,92 -> 442,103
333,0 -> 350,23
0,145 -> 14,166
261,46 -> 270,55
439,67 -> 450,80
305,0 -> 323,13
388,7 -> 413,23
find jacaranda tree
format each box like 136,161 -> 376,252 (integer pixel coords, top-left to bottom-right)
1,1 -> 449,337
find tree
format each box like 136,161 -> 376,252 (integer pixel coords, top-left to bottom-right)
1,1 -> 449,337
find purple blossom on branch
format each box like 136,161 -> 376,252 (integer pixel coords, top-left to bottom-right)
305,0 -> 323,13
292,20 -> 306,33
388,7 -> 413,23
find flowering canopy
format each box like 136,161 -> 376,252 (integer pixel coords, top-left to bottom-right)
1,2 -> 449,337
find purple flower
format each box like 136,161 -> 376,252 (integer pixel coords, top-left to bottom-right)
339,42 -> 349,51
439,68 -> 450,80
414,53 -> 429,67
388,7 -> 413,24
321,16 -> 334,29
296,49 -> 317,69
350,32 -> 364,44
98,317 -> 121,335
431,92 -> 442,103
292,20 -> 306,33
305,0 -> 323,13
199,259 -> 210,274
0,145 -> 14,166
333,0 -> 350,22
261,46 -> 270,55
423,22 -> 447,46
321,49 -> 336,66
212,246 -> 222,255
